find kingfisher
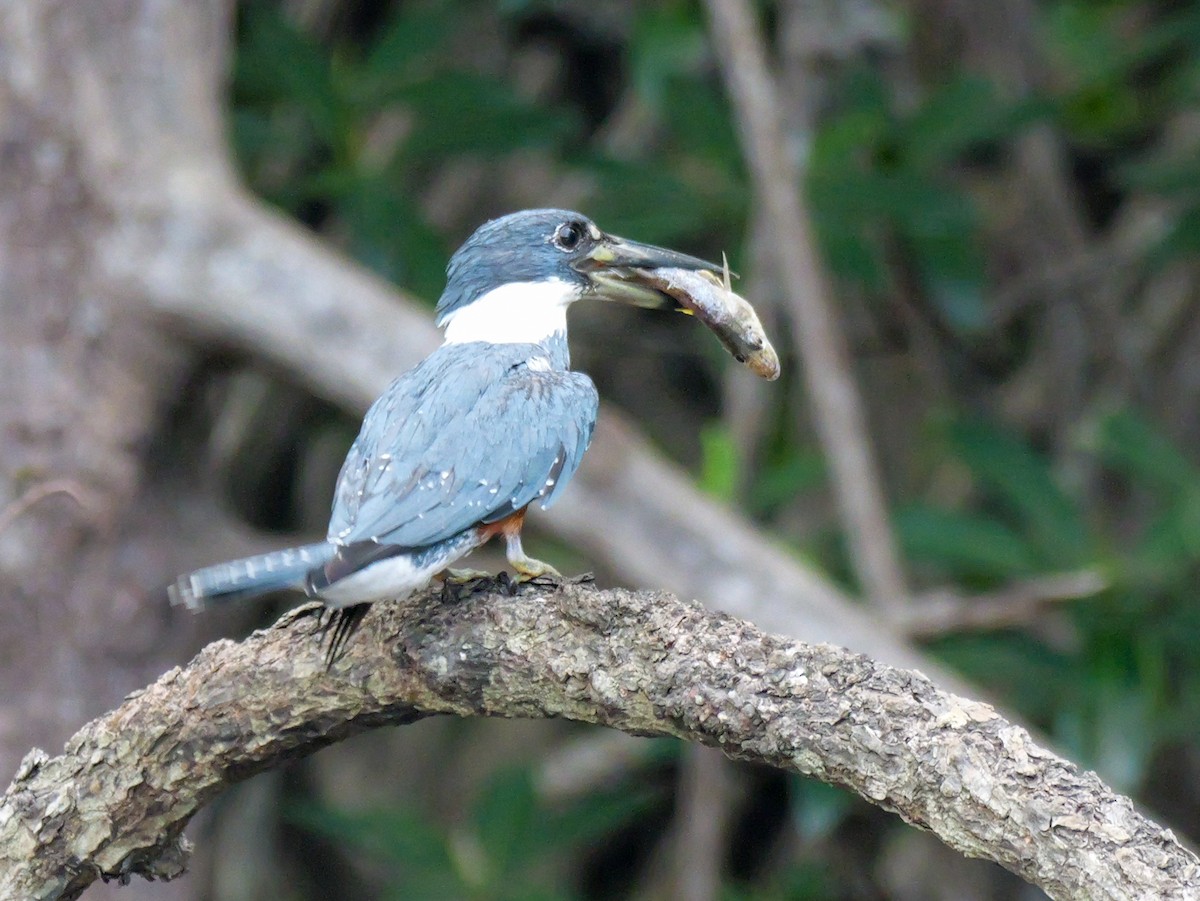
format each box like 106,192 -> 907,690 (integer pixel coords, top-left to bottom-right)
170,209 -> 719,658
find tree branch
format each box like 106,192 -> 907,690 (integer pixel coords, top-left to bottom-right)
2,583 -> 1196,900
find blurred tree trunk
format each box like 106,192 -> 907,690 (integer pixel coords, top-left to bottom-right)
0,2 -> 242,896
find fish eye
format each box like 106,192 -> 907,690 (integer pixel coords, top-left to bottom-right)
553,222 -> 585,251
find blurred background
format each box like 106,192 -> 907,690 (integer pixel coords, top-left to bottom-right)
5,0 -> 1200,898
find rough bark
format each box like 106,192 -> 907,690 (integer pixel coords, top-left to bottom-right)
0,0 -> 240,834
1,582 -> 1196,901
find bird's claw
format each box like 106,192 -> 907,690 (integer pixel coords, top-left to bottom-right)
511,558 -> 562,582
441,567 -> 494,584
509,564 -> 592,592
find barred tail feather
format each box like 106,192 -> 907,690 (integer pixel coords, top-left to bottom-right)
169,543 -> 335,610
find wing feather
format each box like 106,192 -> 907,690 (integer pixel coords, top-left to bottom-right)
328,343 -> 598,549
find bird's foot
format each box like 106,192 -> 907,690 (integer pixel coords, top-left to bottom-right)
511,557 -> 561,581
439,567 -> 494,584
508,557 -> 566,591
321,604 -> 371,669
294,603 -> 371,669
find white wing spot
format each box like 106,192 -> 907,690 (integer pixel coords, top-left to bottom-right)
527,356 -> 552,372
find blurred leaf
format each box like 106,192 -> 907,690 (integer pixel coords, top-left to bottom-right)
1120,156 -> 1200,202
905,227 -> 987,335
363,0 -> 457,88
237,3 -> 343,143
808,210 -> 887,287
1091,409 -> 1199,495
932,633 -> 1074,723
394,73 -> 577,158
1091,679 -> 1156,793
1057,649 -> 1159,792
1059,81 -> 1144,145
629,3 -> 708,108
1047,3 -> 1200,144
1130,491 -> 1200,580
721,861 -> 836,901
1048,2 -> 1200,85
498,890 -> 571,901
289,802 -> 463,897
1091,411 -> 1200,578
946,418 -> 1091,566
699,423 -> 740,503
473,767 -> 538,878
896,504 -> 1039,581
789,777 -> 854,842
750,450 -> 826,514
533,780 -> 660,852
583,156 -> 724,246
1045,1 -> 1125,83
810,166 -> 982,304
904,77 -> 1042,167
1150,206 -> 1200,267
921,271 -> 987,334
345,181 -> 446,295
661,78 -> 743,175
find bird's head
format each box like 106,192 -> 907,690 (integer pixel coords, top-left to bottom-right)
436,208 -> 719,345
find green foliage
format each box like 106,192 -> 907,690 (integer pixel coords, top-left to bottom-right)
749,448 -> 826,518
945,418 -> 1092,566
1047,2 -> 1200,145
895,416 -> 1097,573
1048,2 -> 1200,269
232,0 -> 747,300
899,410 -> 1200,788
806,68 -> 1033,335
898,416 -> 1091,585
698,422 -> 741,502
291,764 -> 660,901
720,866 -> 836,901
896,505 -> 1040,582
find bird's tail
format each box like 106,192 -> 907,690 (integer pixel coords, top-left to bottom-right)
169,543 -> 334,610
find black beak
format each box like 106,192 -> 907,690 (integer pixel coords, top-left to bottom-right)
573,234 -> 723,309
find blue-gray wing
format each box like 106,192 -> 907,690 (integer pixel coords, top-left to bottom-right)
328,343 -> 598,549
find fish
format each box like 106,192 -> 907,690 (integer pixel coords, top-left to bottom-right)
631,262 -> 781,381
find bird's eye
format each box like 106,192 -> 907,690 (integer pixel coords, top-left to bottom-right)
553,222 -> 584,251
